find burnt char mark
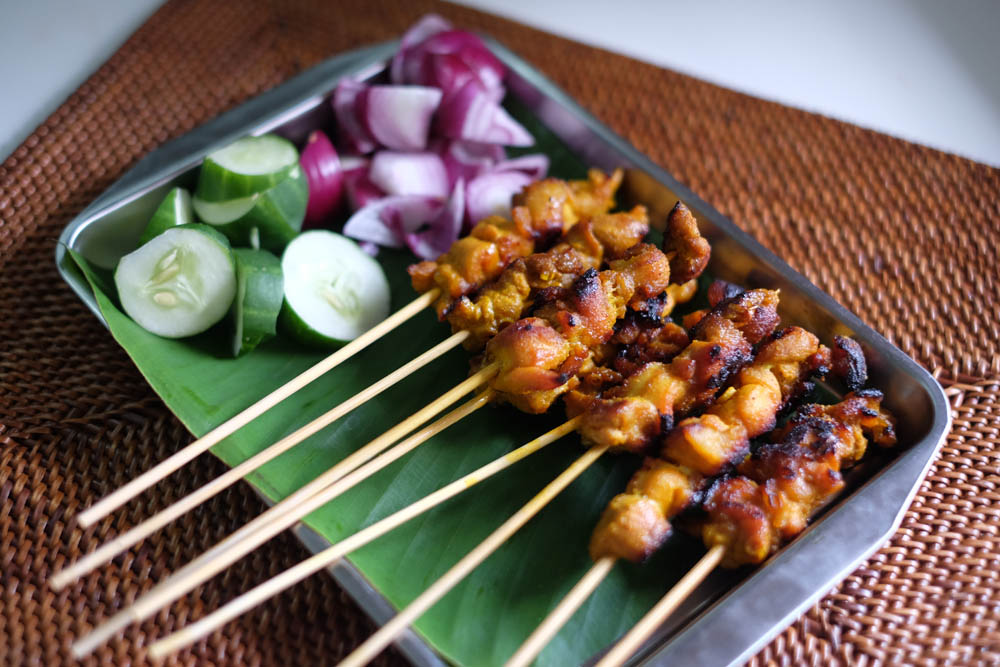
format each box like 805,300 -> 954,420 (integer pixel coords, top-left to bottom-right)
571,268 -> 601,301
633,292 -> 668,326
706,345 -> 753,390
707,280 -> 745,307
854,388 -> 883,400
659,412 -> 675,435
832,336 -> 868,392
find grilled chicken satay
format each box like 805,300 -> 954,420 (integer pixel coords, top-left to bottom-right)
586,322 -> 833,562
699,390 -> 897,567
482,243 -> 674,414
447,206 -> 651,350
575,289 -> 781,457
408,169 -> 624,317
662,326 -> 833,476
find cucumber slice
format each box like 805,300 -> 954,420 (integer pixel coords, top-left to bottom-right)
231,248 -> 283,357
140,187 -> 194,244
195,134 -> 300,202
281,230 -> 391,346
115,224 -> 237,338
193,167 -> 308,252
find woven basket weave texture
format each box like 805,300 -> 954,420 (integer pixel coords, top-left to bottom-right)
1,0 -> 998,665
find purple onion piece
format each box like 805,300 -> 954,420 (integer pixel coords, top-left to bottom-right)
465,170 -> 533,223
361,85 -> 443,151
436,80 -> 533,146
300,130 -> 344,224
419,30 -> 505,96
343,195 -> 442,248
369,151 -> 449,199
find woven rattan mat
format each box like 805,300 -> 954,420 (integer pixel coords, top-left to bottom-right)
1,0 -> 998,665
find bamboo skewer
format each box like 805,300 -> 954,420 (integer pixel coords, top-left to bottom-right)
71,363 -> 497,659
147,416 -> 583,658
505,556 -> 616,667
337,443 -> 609,667
51,329 -> 467,590
76,289 -> 441,528
594,545 -> 724,667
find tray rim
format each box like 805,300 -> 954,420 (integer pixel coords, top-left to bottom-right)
54,38 -> 951,667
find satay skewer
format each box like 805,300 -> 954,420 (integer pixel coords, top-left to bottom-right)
594,390 -> 897,667
148,287 -> 772,661
76,288 -> 441,527
506,325 -> 838,666
76,195 -> 704,656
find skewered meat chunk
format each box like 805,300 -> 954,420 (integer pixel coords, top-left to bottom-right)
662,202 -> 711,283
409,215 -> 535,317
410,170 -> 625,317
577,289 -> 780,454
511,168 -> 624,240
589,460 -> 701,562
662,326 -> 831,475
445,207 -> 650,350
484,318 -> 587,413
484,244 -> 673,414
701,390 -> 897,567
562,207 -> 652,262
831,335 -> 867,392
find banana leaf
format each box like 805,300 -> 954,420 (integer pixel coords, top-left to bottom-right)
67,104 -> 713,666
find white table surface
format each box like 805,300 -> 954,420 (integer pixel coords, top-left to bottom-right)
2,0 -> 998,166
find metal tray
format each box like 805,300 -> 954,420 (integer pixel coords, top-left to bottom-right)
56,38 -> 950,667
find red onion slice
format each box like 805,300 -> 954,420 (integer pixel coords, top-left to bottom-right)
465,170 -> 533,223
343,195 -> 441,248
401,179 -> 465,260
419,30 -> 505,98
360,85 -> 443,151
333,79 -> 376,154
300,130 -> 343,224
437,80 -> 533,146
369,151 -> 449,199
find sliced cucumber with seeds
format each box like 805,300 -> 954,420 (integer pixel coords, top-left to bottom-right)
281,230 -> 391,346
195,134 -> 300,202
230,248 -> 283,357
115,224 -> 237,339
193,167 -> 308,253
140,187 -> 194,244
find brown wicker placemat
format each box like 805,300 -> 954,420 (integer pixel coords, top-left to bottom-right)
1,1 -> 998,665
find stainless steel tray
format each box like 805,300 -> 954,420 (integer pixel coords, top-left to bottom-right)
56,37 -> 950,667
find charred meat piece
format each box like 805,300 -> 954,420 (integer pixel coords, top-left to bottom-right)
700,391 -> 897,567
662,327 -> 831,476
576,289 -> 780,454
411,171 -> 625,317
662,201 -> 711,283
